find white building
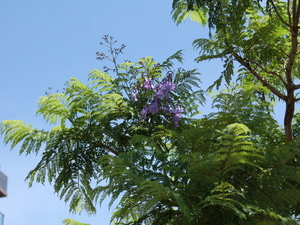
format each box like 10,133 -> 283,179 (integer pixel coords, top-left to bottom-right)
0,171 -> 7,198
0,170 -> 7,225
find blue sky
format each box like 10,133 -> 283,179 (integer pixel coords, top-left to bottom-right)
0,1 -> 285,225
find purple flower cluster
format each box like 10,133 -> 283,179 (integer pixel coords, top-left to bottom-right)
131,89 -> 138,101
172,105 -> 185,127
130,74 -> 185,127
154,80 -> 176,99
143,77 -> 154,90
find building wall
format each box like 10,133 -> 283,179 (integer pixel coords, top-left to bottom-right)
0,170 -> 7,225
0,171 -> 7,197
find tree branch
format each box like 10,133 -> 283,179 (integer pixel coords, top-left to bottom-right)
231,52 -> 286,100
286,29 -> 298,88
293,0 -> 297,25
104,144 -> 119,156
270,0 -> 291,27
92,141 -> 119,156
294,84 -> 300,90
296,0 -> 300,25
288,0 -> 292,25
246,59 -> 288,88
279,47 -> 289,57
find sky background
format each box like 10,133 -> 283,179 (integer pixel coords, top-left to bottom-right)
0,1 -> 285,225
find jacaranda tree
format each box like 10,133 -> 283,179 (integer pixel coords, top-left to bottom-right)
2,34 -> 300,225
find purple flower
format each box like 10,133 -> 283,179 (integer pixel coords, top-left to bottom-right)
131,89 -> 138,101
172,112 -> 182,127
154,87 -> 166,99
143,77 -> 154,90
148,99 -> 159,115
172,105 -> 185,127
164,81 -> 176,92
154,81 -> 176,100
175,105 -> 185,113
140,106 -> 148,120
163,104 -> 171,114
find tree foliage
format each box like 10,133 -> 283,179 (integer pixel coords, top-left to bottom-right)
62,218 -> 90,225
2,32 -> 300,225
172,0 -> 300,142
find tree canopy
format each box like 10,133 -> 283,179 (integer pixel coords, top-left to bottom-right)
172,0 -> 300,141
2,0 -> 300,224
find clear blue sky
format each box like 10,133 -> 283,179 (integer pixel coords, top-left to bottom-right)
0,1 -> 284,225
